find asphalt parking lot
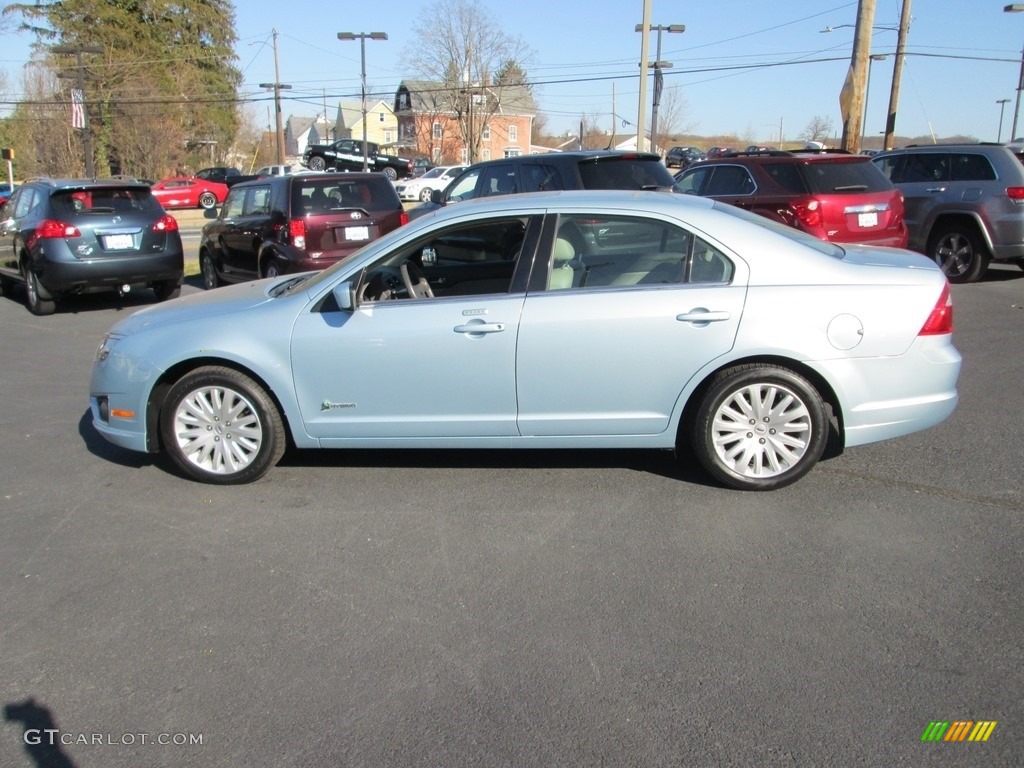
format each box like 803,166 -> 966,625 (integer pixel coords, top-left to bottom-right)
0,264 -> 1022,767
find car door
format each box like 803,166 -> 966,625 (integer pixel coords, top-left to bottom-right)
515,212 -> 747,437
0,187 -> 29,277
876,151 -> 950,250
289,214 -> 540,442
209,186 -> 251,278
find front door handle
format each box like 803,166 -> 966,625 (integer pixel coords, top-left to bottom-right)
926,187 -> 947,193
676,310 -> 731,324
453,322 -> 506,334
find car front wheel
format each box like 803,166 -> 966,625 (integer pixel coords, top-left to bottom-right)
200,252 -> 222,289
928,223 -> 989,283
689,365 -> 828,491
161,366 -> 286,484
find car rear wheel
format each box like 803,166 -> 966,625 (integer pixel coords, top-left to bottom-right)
308,157 -> 326,172
23,266 -> 56,316
419,187 -> 433,202
928,223 -> 989,283
200,252 -> 222,289
198,192 -> 218,210
383,167 -> 398,181
262,259 -> 281,279
152,280 -> 181,301
689,365 -> 828,491
161,366 -> 286,484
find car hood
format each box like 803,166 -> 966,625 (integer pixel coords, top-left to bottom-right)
109,280 -> 276,336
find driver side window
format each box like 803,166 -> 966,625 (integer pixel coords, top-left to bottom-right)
357,216 -> 534,303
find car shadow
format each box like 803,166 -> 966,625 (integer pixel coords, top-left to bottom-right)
981,263 -> 1024,282
0,282 -> 161,314
77,410 -> 157,471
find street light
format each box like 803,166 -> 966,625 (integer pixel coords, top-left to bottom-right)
998,98 -> 1012,142
1005,5 -> 1024,142
338,31 -> 388,172
257,30 -> 291,165
863,54 -> 888,148
635,23 -> 685,155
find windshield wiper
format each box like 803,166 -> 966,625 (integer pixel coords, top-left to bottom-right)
270,275 -> 310,297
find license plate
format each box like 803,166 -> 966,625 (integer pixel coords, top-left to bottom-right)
857,211 -> 878,228
344,226 -> 369,241
103,234 -> 134,250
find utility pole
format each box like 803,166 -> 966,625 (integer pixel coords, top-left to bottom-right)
882,0 -> 912,150
636,0 -> 652,151
53,44 -> 103,177
259,30 -> 291,165
840,0 -> 876,153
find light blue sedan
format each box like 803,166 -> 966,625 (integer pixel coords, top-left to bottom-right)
90,190 -> 961,490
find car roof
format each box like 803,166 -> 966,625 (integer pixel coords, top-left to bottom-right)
24,177 -> 154,191
460,150 -> 663,173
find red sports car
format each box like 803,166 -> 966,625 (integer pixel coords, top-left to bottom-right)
151,177 -> 228,210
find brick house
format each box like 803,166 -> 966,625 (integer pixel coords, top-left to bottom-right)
393,79 -> 536,165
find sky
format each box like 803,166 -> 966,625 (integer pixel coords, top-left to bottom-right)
1,0 -> 1023,146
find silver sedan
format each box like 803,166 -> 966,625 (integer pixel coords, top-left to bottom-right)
89,190 -> 960,490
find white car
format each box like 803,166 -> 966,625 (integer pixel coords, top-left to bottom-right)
394,165 -> 466,202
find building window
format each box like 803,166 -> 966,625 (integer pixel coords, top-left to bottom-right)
508,125 -> 518,142
504,148 -> 522,158
433,147 -> 441,162
379,112 -> 385,123
460,147 -> 468,164
482,124 -> 491,140
384,130 -> 393,143
482,149 -> 491,161
433,121 -> 442,140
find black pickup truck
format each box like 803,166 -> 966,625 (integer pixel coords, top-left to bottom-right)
194,167 -> 260,188
301,140 -> 413,180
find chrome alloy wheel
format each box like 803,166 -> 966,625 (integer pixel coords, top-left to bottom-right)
711,382 -> 812,479
171,384 -> 265,475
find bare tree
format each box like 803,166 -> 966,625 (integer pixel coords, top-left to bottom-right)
655,85 -> 695,141
401,0 -> 533,162
802,115 -> 834,144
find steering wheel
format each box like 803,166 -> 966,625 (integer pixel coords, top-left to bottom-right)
400,260 -> 435,299
358,267 -> 404,302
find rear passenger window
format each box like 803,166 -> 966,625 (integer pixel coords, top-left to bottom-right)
705,166 -> 755,195
546,214 -> 733,290
951,153 -> 996,181
766,163 -> 807,193
522,164 -> 564,192
896,153 -> 948,183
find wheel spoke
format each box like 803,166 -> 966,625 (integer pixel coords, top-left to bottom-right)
172,384 -> 264,475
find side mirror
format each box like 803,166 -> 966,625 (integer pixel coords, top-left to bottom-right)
203,206 -> 218,219
430,188 -> 445,205
332,280 -> 355,311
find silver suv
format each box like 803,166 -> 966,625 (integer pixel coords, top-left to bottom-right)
872,143 -> 1024,282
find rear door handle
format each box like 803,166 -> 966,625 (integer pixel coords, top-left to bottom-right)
926,187 -> 946,193
677,310 -> 731,323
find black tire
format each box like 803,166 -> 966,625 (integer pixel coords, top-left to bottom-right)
160,366 -> 286,484
261,259 -> 282,279
927,222 -> 990,283
23,266 -> 56,316
152,280 -> 181,301
308,156 -> 326,172
198,191 -> 218,210
688,365 -> 828,491
200,251 -> 222,289
418,186 -> 433,202
382,167 -> 398,181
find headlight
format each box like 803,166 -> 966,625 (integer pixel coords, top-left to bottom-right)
95,333 -> 121,362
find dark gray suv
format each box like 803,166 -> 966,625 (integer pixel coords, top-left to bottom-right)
873,143 -> 1024,282
0,178 -> 184,315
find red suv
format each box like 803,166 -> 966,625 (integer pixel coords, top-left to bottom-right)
675,150 -> 908,247
198,172 -> 407,286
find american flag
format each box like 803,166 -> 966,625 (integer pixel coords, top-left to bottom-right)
71,88 -> 85,129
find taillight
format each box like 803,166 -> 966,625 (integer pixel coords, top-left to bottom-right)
36,219 -> 80,239
790,197 -> 822,229
288,218 -> 306,248
919,282 -> 953,336
399,211 -> 409,226
1007,186 -> 1024,204
152,214 -> 178,232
